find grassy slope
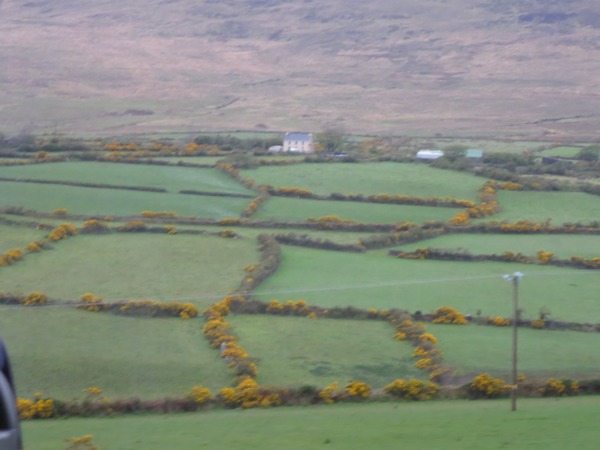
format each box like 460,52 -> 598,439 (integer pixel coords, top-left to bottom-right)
253,246 -> 600,323
0,162 -> 253,195
255,197 -> 457,224
492,191 -> 600,224
430,324 -> 600,379
397,233 -> 600,259
538,146 -> 582,157
0,181 -> 250,217
0,233 -> 258,304
242,163 -> 485,200
2,1 -> 600,137
22,397 -> 600,450
0,223 -> 48,253
229,315 -> 424,389
0,308 -> 230,398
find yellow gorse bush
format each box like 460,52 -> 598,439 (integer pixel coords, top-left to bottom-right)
344,381 -> 371,399
488,316 -> 511,327
26,241 -> 44,252
218,378 -> 278,409
541,378 -> 578,397
469,373 -> 510,398
48,223 -> 77,241
189,386 -> 212,404
383,379 -> 438,401
81,219 -> 109,233
419,333 -> 438,344
16,396 -> 54,419
83,387 -> 103,396
432,306 -> 467,325
531,319 -> 545,329
21,291 -> 47,305
536,249 -> 554,264
319,381 -> 340,404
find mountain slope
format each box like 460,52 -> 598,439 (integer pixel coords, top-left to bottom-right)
1,0 -> 599,137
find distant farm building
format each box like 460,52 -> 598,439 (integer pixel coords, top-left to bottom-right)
416,150 -> 444,160
283,132 -> 314,153
465,149 -> 483,159
268,145 -> 284,153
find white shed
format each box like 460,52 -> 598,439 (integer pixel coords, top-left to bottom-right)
416,150 -> 444,160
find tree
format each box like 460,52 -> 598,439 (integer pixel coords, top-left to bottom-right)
577,145 -> 600,162
316,127 -> 345,153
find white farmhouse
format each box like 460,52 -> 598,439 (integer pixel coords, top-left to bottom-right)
283,132 -> 314,153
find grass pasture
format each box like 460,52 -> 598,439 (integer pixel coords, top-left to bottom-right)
0,180 -> 250,218
0,233 -> 258,304
255,197 -> 457,224
22,397 -> 600,450
0,162 -> 254,195
492,190 -> 600,225
431,324 -> 600,380
0,145 -> 598,448
396,233 -> 600,259
242,163 -> 486,201
253,246 -> 600,323
0,307 -> 229,399
0,222 -> 48,253
538,146 -> 582,157
229,315 -> 424,389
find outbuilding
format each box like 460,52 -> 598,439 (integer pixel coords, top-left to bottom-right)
416,150 -> 444,160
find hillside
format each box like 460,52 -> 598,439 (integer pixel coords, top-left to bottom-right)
1,0 -> 599,136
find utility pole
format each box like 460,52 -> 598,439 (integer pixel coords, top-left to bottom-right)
503,272 -> 523,412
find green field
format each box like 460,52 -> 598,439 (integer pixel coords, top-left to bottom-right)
0,307 -> 229,399
253,246 -> 600,323
1,151 -> 599,429
538,146 -> 582,157
255,197 -> 457,224
430,324 -> 600,379
397,233 -> 600,259
0,233 -> 257,303
0,162 -> 253,195
22,397 -> 600,450
0,223 -> 48,253
492,191 -> 600,224
242,163 -> 486,200
0,181 -> 250,217
229,315 -> 424,389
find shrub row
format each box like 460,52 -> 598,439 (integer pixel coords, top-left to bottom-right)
264,185 -> 476,209
179,189 -> 254,199
0,176 -> 167,193
215,162 -> 259,191
77,293 -> 199,319
236,234 -> 281,293
389,247 -> 600,270
18,373 -> 600,419
273,232 -> 365,252
448,181 -> 500,226
241,189 -> 270,218
0,291 -> 48,306
0,222 -> 74,267
202,296 -> 258,380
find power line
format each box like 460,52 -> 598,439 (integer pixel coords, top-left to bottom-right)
0,269 -> 597,309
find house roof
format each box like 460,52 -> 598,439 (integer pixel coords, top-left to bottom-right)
284,132 -> 312,142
